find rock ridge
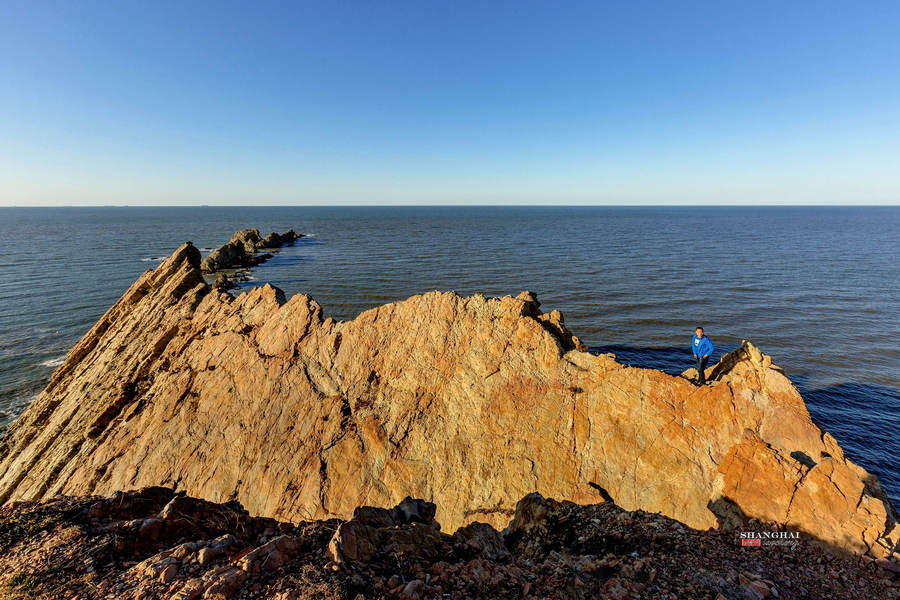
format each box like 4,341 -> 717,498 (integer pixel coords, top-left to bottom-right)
200,228 -> 302,274
0,238 -> 896,559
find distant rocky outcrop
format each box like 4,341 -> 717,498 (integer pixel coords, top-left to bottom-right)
0,241 -> 896,560
200,228 -> 301,273
1,488 -> 897,599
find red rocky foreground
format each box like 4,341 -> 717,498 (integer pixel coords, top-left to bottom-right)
0,487 -> 897,600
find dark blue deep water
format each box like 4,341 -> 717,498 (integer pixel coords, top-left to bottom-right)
0,206 -> 897,502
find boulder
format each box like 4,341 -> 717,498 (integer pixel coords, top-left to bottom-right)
211,273 -> 233,291
329,520 -> 380,564
329,496 -> 448,566
453,521 -> 510,561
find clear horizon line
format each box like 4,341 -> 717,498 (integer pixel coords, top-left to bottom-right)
1,203 -> 899,208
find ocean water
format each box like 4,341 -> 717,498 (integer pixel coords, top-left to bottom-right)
0,206 -> 898,503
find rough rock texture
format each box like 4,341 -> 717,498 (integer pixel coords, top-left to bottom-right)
212,273 -> 235,292
1,488 -> 898,600
200,228 -> 301,272
0,242 -> 896,559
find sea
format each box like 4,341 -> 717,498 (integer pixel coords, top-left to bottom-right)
0,206 -> 897,503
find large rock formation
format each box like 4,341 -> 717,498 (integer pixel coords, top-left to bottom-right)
0,241 -> 896,559
200,228 -> 301,273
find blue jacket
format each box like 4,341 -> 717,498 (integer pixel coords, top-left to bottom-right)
692,334 -> 714,358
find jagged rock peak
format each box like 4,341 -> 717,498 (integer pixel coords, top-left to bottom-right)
0,241 -> 896,559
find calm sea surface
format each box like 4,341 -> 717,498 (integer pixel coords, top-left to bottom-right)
0,206 -> 897,502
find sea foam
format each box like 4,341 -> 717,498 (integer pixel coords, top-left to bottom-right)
39,356 -> 66,368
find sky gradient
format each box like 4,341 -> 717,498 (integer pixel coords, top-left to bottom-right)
1,1 -> 899,206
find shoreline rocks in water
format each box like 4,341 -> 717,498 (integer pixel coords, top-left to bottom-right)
0,241 -> 897,565
200,228 -> 302,274
212,272 -> 235,292
0,487 -> 897,599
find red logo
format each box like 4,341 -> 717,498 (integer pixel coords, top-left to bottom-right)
742,538 -> 761,547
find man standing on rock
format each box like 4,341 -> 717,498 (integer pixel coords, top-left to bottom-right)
692,327 -> 714,385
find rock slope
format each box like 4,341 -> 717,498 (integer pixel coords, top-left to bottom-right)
1,487 -> 898,600
0,240 -> 896,559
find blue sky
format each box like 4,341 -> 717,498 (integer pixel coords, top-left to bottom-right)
1,1 -> 899,205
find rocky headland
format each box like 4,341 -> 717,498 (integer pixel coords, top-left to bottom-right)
199,229 -> 302,290
0,231 -> 898,598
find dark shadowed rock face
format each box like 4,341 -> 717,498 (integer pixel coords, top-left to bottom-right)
259,230 -> 302,249
0,240 -> 896,559
0,488 -> 897,599
200,228 -> 301,272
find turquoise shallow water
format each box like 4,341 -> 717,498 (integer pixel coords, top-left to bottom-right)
0,206 -> 898,502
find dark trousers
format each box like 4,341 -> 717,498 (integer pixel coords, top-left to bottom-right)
696,355 -> 709,384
